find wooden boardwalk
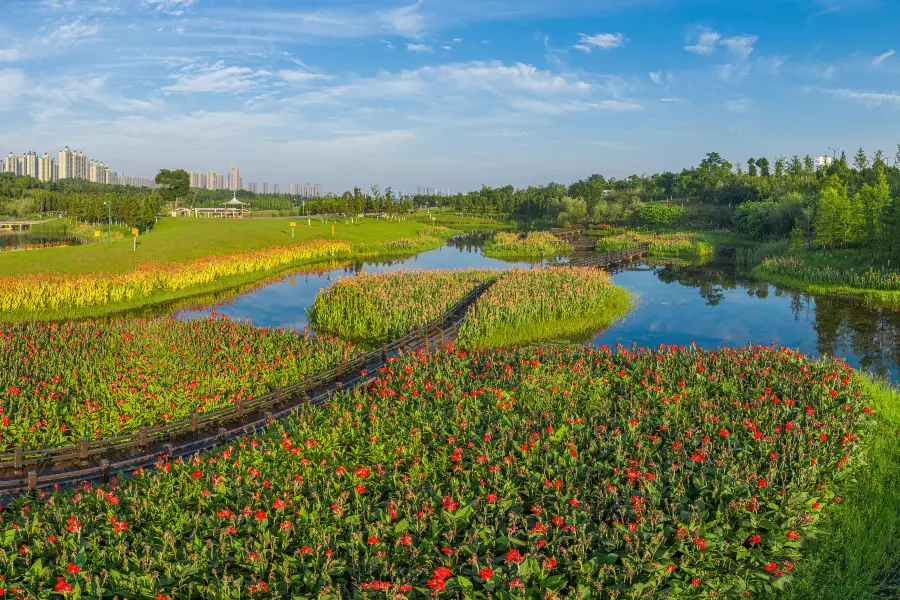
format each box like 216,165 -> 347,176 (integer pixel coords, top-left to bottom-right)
0,220 -> 52,231
0,282 -> 492,497
565,244 -> 650,268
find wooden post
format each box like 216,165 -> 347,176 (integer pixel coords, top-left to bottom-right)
337,362 -> 343,378
164,443 -> 174,457
79,438 -> 89,461
381,346 -> 387,364
265,411 -> 274,426
139,427 -> 149,447
275,389 -> 283,404
237,398 -> 245,420
100,459 -> 110,484
191,413 -> 199,432
28,471 -> 37,492
14,446 -> 23,475
218,427 -> 227,440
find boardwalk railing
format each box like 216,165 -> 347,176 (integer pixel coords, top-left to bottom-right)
565,244 -> 650,268
0,282 -> 491,496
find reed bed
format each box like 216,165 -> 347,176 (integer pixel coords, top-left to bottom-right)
595,231 -> 715,257
310,269 -> 500,343
482,231 -> 572,259
0,317 -> 358,451
458,267 -> 631,348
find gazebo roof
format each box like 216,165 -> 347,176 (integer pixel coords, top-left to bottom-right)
224,195 -> 249,206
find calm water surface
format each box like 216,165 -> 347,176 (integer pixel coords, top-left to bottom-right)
172,241 -> 900,382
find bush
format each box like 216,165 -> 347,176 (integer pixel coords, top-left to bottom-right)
634,204 -> 687,228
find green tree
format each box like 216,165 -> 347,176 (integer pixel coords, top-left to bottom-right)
853,147 -> 868,171
756,157 -> 770,177
814,175 -> 850,247
747,158 -> 757,177
154,169 -> 190,209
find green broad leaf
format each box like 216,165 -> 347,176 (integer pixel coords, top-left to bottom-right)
394,519 -> 409,534
455,505 -> 473,522
216,482 -> 228,495
30,558 -> 44,577
457,576 -> 474,590
758,519 -> 777,529
542,575 -> 566,591
601,553 -> 619,565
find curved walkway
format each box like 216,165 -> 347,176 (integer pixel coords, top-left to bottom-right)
0,283 -> 491,497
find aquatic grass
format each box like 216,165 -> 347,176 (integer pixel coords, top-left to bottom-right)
482,231 -> 572,259
0,317 -> 359,451
458,267 -> 631,349
755,256 -> 900,306
0,344 -> 881,599
595,231 -> 716,257
310,269 -> 501,343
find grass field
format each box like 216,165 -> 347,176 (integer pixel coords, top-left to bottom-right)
0,217 -> 427,277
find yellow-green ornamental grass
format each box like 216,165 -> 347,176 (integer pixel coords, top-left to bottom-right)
595,231 -> 715,257
458,267 -> 632,348
310,269 -> 501,343
482,231 -> 572,259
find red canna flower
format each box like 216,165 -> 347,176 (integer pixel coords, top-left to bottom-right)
367,536 -> 379,545
505,549 -> 524,564
478,568 -> 494,580
55,578 -> 73,594
486,493 -> 498,503
67,562 -> 80,574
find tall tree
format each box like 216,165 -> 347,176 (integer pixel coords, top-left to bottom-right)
756,157 -> 770,177
154,169 -> 190,209
814,174 -> 850,247
747,158 -> 757,177
853,147 -> 868,171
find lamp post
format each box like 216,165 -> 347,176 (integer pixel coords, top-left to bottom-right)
103,201 -> 111,248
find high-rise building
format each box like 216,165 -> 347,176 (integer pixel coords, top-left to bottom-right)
74,151 -> 89,180
247,182 -> 257,193
189,171 -> 208,189
23,152 -> 39,178
215,173 -> 225,190
289,182 -> 299,196
38,153 -> 57,182
5,152 -> 19,175
273,183 -> 280,194
206,170 -> 218,190
58,146 -> 74,180
229,166 -> 241,191
262,182 -> 268,195
314,184 -> 323,198
815,156 -> 834,171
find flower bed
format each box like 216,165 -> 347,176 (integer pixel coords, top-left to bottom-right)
0,240 -> 352,314
595,231 -> 714,257
310,269 -> 499,343
458,267 -> 631,348
0,344 -> 875,598
0,317 -> 358,451
482,232 -> 572,259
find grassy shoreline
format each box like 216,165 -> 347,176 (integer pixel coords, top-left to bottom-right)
481,231 -> 572,260
780,375 -> 900,600
0,235 -> 452,323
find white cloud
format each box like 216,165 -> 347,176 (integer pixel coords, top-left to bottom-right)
0,49 -> 25,62
0,69 -> 29,111
873,50 -> 895,68
725,98 -> 753,113
649,71 -> 673,85
44,19 -> 102,44
379,2 -> 426,38
720,35 -> 758,59
685,29 -> 721,55
822,88 -> 900,106
406,43 -> 432,53
164,61 -> 270,93
278,70 -> 331,85
511,98 -> 642,115
143,0 -> 196,15
574,32 -> 626,53
685,28 -> 757,59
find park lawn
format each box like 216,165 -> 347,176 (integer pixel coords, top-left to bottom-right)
0,216 -> 425,277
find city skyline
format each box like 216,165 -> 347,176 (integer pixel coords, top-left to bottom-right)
1,1 -> 899,190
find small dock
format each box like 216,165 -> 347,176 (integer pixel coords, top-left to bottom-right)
0,220 -> 51,231
565,244 -> 650,268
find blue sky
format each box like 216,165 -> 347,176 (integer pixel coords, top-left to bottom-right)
1,0 -> 899,192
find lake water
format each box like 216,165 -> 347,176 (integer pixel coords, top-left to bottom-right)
0,232 -> 82,251
172,239 -> 900,382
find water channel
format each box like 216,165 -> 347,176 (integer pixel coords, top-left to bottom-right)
172,237 -> 900,382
